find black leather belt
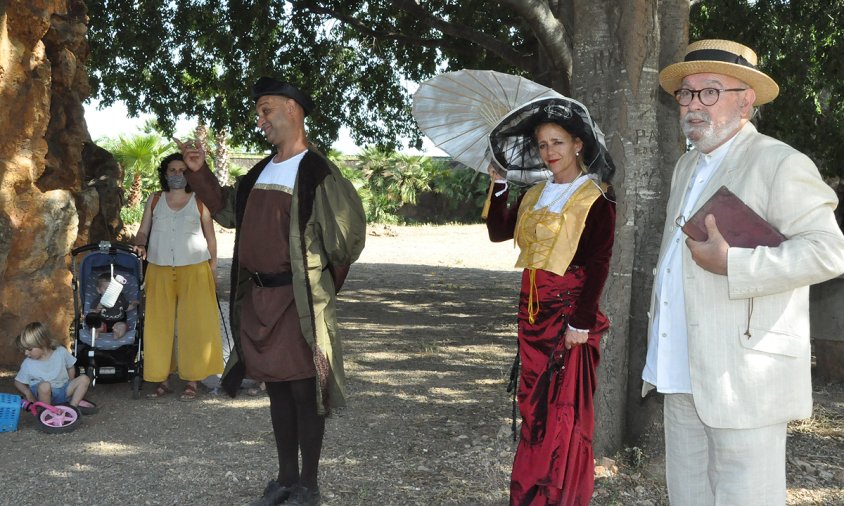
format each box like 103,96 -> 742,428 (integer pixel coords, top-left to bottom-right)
250,271 -> 293,287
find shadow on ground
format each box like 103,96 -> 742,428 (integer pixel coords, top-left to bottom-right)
0,261 -> 523,506
2,255 -> 840,505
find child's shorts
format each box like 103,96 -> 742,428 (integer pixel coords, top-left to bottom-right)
29,382 -> 69,405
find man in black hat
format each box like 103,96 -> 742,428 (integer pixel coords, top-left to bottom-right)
176,77 -> 366,506
643,40 -> 844,505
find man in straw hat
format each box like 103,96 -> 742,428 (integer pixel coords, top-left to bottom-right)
175,77 -> 366,506
642,39 -> 844,504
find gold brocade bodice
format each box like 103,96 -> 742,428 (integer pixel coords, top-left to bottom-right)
514,180 -> 604,276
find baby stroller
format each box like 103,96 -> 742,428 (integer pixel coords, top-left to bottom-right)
70,241 -> 145,399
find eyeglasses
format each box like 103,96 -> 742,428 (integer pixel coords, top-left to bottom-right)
673,88 -> 747,106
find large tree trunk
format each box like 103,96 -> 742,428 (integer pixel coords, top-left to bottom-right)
0,0 -> 102,365
623,0 -> 691,446
0,1 -> 122,366
567,0 -> 688,456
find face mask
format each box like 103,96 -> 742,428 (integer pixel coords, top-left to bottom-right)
167,174 -> 187,189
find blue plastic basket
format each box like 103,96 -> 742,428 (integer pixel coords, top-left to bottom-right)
0,393 -> 21,432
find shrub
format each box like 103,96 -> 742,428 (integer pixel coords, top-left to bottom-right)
333,149 -> 494,224
120,202 -> 145,225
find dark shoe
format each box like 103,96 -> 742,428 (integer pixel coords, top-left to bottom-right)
284,485 -> 321,506
249,480 -> 294,506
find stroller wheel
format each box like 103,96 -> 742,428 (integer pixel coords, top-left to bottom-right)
36,404 -> 81,434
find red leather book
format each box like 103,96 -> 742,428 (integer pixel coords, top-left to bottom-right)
681,186 -> 786,248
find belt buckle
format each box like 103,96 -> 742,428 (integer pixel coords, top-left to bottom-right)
253,272 -> 263,287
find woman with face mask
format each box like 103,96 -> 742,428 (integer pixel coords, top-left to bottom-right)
133,152 -> 224,401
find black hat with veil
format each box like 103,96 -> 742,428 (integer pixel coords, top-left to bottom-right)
489,96 -> 615,183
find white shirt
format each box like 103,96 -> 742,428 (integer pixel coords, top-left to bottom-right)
533,174 -> 591,213
15,347 -> 75,389
255,150 -> 307,192
643,136 -> 737,393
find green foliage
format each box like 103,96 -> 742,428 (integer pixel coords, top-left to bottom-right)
120,202 -> 145,225
355,148 -> 431,223
102,134 -> 171,177
105,135 -> 490,225
691,0 -> 844,178
85,1 -> 542,153
98,133 -> 174,201
359,148 -> 434,205
227,165 -> 246,184
428,163 -> 493,213
332,150 -> 487,224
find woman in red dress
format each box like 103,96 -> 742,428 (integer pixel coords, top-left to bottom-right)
485,97 -> 616,505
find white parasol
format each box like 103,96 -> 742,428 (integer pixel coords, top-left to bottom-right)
411,69 -> 562,179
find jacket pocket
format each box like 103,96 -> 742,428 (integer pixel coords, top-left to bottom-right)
738,325 -> 803,357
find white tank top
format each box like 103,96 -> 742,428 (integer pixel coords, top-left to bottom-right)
146,193 -> 211,267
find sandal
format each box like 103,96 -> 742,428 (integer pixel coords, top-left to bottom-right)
146,383 -> 172,399
179,382 -> 198,402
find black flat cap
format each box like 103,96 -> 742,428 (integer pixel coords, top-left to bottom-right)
251,76 -> 315,116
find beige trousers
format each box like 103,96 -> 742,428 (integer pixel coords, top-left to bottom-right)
664,393 -> 787,506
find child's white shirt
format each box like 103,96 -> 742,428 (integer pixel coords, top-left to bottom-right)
15,347 -> 75,389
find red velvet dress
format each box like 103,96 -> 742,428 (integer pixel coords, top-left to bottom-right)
487,182 -> 616,505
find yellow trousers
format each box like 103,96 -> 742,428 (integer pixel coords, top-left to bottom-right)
143,262 -> 224,383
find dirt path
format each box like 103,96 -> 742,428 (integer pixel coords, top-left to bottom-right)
0,225 -> 524,505
0,224 -> 841,505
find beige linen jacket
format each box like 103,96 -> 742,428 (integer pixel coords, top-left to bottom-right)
645,122 -> 844,429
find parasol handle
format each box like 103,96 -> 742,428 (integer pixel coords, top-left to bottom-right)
481,179 -> 495,220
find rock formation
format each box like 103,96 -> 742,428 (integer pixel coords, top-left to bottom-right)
0,1 -> 122,366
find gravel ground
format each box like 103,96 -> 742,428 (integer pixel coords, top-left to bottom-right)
0,224 -> 841,505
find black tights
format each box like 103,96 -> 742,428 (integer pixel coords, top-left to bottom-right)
265,378 -> 325,489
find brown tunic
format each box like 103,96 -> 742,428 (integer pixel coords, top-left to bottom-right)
238,187 -> 315,381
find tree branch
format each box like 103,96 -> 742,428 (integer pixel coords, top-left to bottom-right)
299,2 -> 448,48
389,0 -> 532,71
299,1 -> 527,66
499,0 -> 573,81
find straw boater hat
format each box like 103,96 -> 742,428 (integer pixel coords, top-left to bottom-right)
659,39 -> 779,106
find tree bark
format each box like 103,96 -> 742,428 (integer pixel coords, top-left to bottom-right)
623,0 -> 690,445
127,171 -> 142,208
0,0 -> 93,365
568,0 -> 688,456
214,130 -> 231,185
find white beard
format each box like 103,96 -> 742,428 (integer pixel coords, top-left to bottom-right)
681,110 -> 742,153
